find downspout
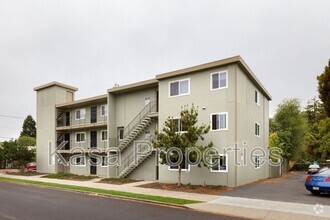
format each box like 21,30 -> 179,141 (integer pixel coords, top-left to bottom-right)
234,64 -> 238,187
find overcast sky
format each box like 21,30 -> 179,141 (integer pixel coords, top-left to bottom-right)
1,0 -> 330,140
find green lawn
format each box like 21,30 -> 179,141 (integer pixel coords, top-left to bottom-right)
0,177 -> 201,205
42,173 -> 97,181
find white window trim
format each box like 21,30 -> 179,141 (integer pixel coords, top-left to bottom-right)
101,130 -> 108,142
255,90 -> 260,106
101,156 -> 108,167
75,132 -> 86,143
210,71 -> 228,91
254,156 -> 261,169
168,78 -> 190,98
73,156 -> 86,166
168,164 -> 191,172
210,112 -> 228,131
172,117 -> 188,134
255,122 -> 261,137
100,105 -> 108,116
75,108 -> 86,120
210,154 -> 228,173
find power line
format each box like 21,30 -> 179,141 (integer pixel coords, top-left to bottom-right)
0,114 -> 24,119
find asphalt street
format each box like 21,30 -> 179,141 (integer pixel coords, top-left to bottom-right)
0,181 -> 243,220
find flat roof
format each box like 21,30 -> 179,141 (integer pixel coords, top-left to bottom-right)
56,94 -> 107,108
34,81 -> 78,91
107,79 -> 158,94
156,56 -> 272,100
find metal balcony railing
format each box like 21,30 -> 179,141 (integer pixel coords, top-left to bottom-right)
56,138 -> 108,151
56,111 -> 107,128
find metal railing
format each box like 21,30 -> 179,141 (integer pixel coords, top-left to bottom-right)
118,101 -> 157,140
116,135 -> 155,176
56,139 -> 108,151
57,111 -> 107,128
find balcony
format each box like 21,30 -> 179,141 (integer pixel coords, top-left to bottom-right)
57,138 -> 108,153
56,111 -> 107,131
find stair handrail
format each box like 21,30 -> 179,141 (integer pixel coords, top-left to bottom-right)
117,101 -> 157,142
117,135 -> 155,176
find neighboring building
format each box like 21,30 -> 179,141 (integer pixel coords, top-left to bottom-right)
34,56 -> 272,187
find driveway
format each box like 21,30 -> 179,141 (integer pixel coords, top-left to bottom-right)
221,172 -> 330,206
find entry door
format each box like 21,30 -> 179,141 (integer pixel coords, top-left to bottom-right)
65,111 -> 70,126
90,157 -> 97,175
90,131 -> 97,148
91,106 -> 97,123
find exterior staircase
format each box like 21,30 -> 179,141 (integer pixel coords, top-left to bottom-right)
117,117 -> 153,151
117,136 -> 155,178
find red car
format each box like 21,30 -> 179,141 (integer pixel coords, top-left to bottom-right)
26,162 -> 37,170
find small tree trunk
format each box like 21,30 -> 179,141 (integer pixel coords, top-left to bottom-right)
178,166 -> 182,187
20,165 -> 25,174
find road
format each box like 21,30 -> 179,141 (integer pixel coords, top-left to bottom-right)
221,172 -> 330,205
0,182 -> 242,220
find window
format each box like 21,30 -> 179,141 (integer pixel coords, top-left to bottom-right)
75,108 -> 86,120
211,113 -> 228,131
145,130 -> 151,139
101,130 -> 107,142
255,90 -> 260,105
145,97 -> 151,105
254,156 -> 260,169
118,127 -> 124,140
101,156 -> 107,167
73,156 -> 85,166
101,105 -> 108,116
210,154 -> 228,172
168,163 -> 190,172
172,118 -> 187,133
169,79 -> 190,97
211,71 -> 228,90
255,122 -> 260,137
76,132 -> 86,143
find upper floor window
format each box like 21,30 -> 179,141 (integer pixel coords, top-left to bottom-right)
101,130 -> 107,142
75,108 -> 86,120
255,90 -> 260,106
145,97 -> 151,105
76,132 -> 86,143
254,156 -> 260,169
101,105 -> 108,116
211,113 -> 228,131
211,71 -> 228,90
118,127 -> 124,140
169,79 -> 190,97
255,122 -> 260,137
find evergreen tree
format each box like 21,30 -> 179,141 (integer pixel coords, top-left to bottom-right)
317,59 -> 330,117
20,115 -> 36,138
153,105 -> 212,187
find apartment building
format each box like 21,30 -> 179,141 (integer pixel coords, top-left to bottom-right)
34,56 -> 272,187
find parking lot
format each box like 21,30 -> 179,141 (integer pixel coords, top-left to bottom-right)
221,172 -> 330,206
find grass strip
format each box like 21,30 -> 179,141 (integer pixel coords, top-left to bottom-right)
0,177 -> 201,205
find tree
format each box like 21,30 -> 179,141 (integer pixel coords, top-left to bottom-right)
20,115 -> 36,138
153,105 -> 212,187
272,99 -> 308,161
1,138 -> 35,173
317,59 -> 330,117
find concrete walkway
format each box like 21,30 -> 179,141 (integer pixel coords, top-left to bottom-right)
0,172 -> 329,220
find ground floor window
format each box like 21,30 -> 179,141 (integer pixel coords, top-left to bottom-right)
73,156 -> 85,166
101,156 -> 107,167
254,156 -> 260,169
168,163 -> 190,172
210,154 -> 228,172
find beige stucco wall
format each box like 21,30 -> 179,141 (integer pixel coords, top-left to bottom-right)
36,86 -> 75,174
157,64 -> 270,187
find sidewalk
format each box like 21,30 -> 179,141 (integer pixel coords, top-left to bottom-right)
0,172 -> 329,220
